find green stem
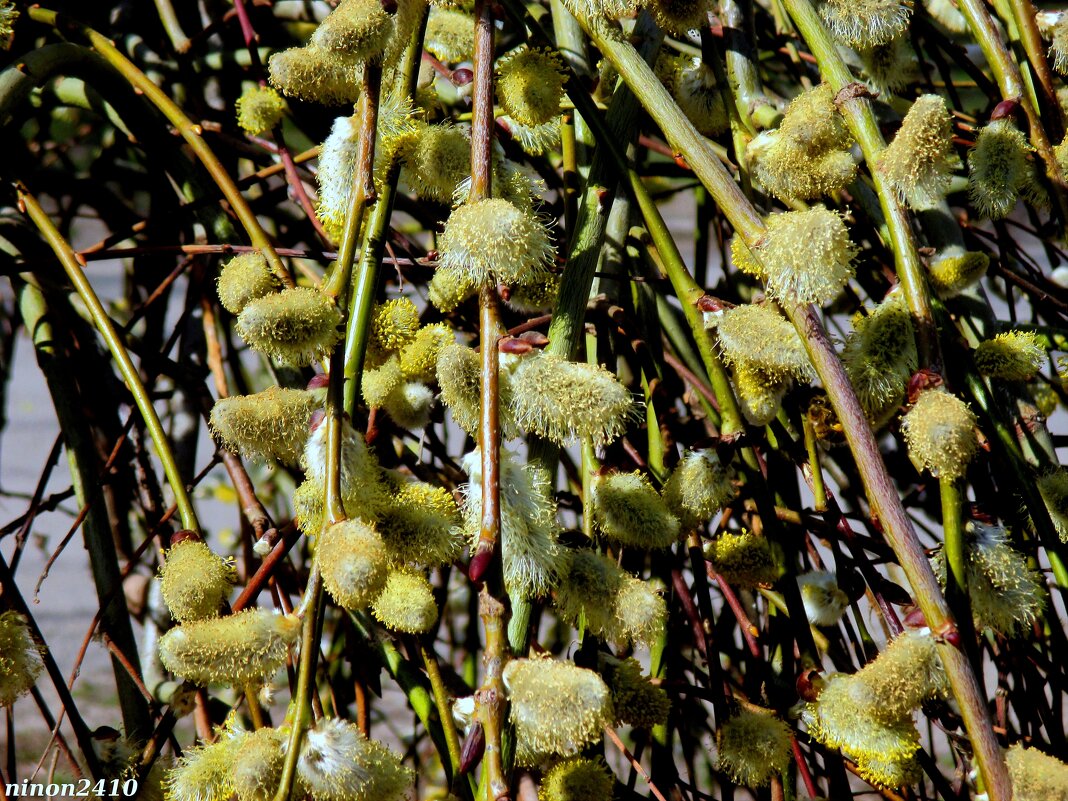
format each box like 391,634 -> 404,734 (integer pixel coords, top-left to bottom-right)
19,187 -> 200,534
273,567 -> 323,801
778,0 -> 939,367
940,476 -> 973,632
28,7 -> 294,287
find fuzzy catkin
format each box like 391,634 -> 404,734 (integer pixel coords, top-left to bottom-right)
973,330 -> 1045,380
601,656 -> 670,728
210,387 -> 321,466
377,477 -> 462,566
504,657 -> 614,764
927,246 -> 990,299
158,540 -> 235,623
318,520 -> 390,610
164,727 -> 246,801
716,710 -> 793,788
400,123 -> 472,202
758,206 -> 857,305
235,85 -> 287,136
661,449 -> 735,531
296,718 -> 412,801
538,758 -> 614,801
590,471 -> 680,549
268,46 -> 363,106
217,252 -> 278,316
842,291 -> 917,424
714,303 -> 814,382
901,389 -> 978,480
1006,743 -> 1068,800
158,609 -> 300,686
0,612 -> 43,707
508,352 -> 635,446
233,728 -> 286,801
797,571 -> 850,626
371,570 -> 438,633
877,94 -> 957,209
705,531 -> 778,587
236,288 -> 342,366
496,47 -> 566,127
968,119 -> 1038,219
819,0 -> 910,47
437,198 -> 554,287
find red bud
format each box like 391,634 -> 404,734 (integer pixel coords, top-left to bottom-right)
459,722 -> 485,774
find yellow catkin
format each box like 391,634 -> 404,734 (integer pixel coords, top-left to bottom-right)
371,570 -> 438,633
318,520 -> 390,610
714,303 -> 814,382
590,471 -> 680,549
217,252 -> 278,315
210,386 -> 321,466
1006,743 -> 1068,800
901,388 -> 978,480
504,657 -> 614,765
601,656 -> 670,729
496,47 -> 566,127
235,85 -> 287,136
0,612 -> 44,707
662,449 -> 736,531
716,709 -> 793,788
877,95 -> 957,209
268,46 -> 362,106
705,530 -> 778,587
158,609 -> 300,686
158,540 -> 235,623
296,717 -> 412,801
973,330 -> 1046,380
236,287 -> 342,366
377,476 -> 462,566
233,728 -> 286,801
437,198 -> 554,287
538,758 -> 614,801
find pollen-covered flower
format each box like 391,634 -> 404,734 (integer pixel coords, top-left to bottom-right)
508,352 -> 636,446
877,94 -> 957,209
318,520 -> 390,610
819,0 -> 911,47
797,571 -> 850,626
377,476 -> 462,566
233,728 -> 285,801
164,724 -> 246,801
968,118 -> 1039,219
210,387 -> 321,466
428,263 -> 478,312
1006,743 -> 1068,800
301,414 -> 386,514
311,0 -> 395,62
268,46 -> 362,106
590,471 -> 680,549
436,343 -> 519,438
705,530 -> 779,587
748,84 -> 856,201
729,234 -> 766,280
0,612 -> 44,707
714,303 -> 814,382
668,57 -> 729,138
235,85 -> 287,136
842,291 -> 917,424
382,381 -> 435,429
462,449 -> 566,598
369,298 -> 421,358
425,7 -> 474,62
661,449 -> 736,531
158,609 -> 300,686
858,38 -> 920,95
646,0 -> 714,35
901,388 -> 977,480
371,570 -> 438,633
217,252 -> 279,316
600,656 -> 670,728
158,539 -> 236,624
399,323 -> 453,382
926,246 -> 990,299
496,47 -> 567,127
538,758 -> 614,801
236,287 -> 342,366
757,206 -> 858,305
554,549 -> 666,646
731,363 -> 789,427
400,122 -> 471,202
296,717 -> 412,801
932,523 -> 1045,636
1038,468 -> 1068,542
973,330 -> 1045,380
438,198 -> 554,287
716,709 -> 793,788
854,630 -> 947,722
504,657 -> 614,764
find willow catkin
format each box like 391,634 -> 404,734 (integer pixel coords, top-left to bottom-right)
318,520 -> 390,610
901,388 -> 978,480
296,718 -> 412,801
236,287 -> 342,366
716,709 -> 793,788
437,198 -> 554,287
158,539 -> 235,623
590,471 -> 680,549
0,612 -> 44,707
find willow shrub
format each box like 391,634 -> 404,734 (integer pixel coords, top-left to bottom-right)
3,0 -> 1068,798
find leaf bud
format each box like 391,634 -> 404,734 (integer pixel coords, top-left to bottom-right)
158,609 -> 300,686
437,198 -> 554,287
371,569 -> 438,633
210,386 -> 321,466
877,94 -> 957,209
318,520 -> 390,610
973,330 -> 1045,380
158,539 -> 236,624
538,758 -> 614,801
590,471 -> 680,549
503,657 -> 614,765
0,612 -> 44,707
236,287 -> 342,366
716,709 -> 793,788
661,448 -> 736,531
508,352 -> 635,446
235,85 -> 287,136
217,252 -> 278,316
901,388 -> 978,480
